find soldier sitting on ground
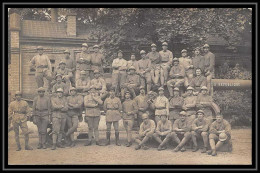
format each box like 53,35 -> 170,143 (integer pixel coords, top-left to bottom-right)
152,112 -> 172,151
208,114 -> 232,156
135,113 -> 156,150
191,110 -> 210,153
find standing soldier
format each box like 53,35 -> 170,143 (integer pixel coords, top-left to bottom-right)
84,86 -> 103,146
76,43 -> 91,81
192,47 -> 205,75
147,43 -> 162,87
66,87 -> 83,147
137,50 -> 152,93
50,88 -> 68,150
127,53 -> 139,71
32,87 -> 51,149
122,91 -> 138,147
103,88 -> 123,146
159,42 -> 173,86
153,87 -> 169,124
87,70 -> 108,99
134,86 -> 149,128
135,113 -> 156,150
90,45 -> 106,74
179,49 -> 193,77
196,86 -> 214,123
191,110 -> 210,153
153,113 -> 172,151
8,91 -> 33,151
30,46 -> 52,91
52,74 -> 69,96
190,68 -> 207,94
62,50 -> 76,86
111,50 -> 128,99
76,70 -> 91,95
203,44 -> 215,96
208,114 -> 232,156
169,87 -> 184,125
123,66 -> 141,98
167,58 -> 185,98
171,111 -> 192,152
182,86 -> 197,124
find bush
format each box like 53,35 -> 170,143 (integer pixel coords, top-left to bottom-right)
213,90 -> 252,126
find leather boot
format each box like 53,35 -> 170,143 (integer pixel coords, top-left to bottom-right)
51,143 -> 56,150
105,132 -> 111,146
24,134 -> 33,150
15,135 -> 21,151
115,132 -> 121,146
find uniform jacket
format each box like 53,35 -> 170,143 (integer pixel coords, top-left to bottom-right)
76,52 -> 91,71
134,94 -> 149,112
122,99 -> 138,120
159,50 -> 173,63
192,55 -> 205,73
154,95 -> 169,116
173,119 -> 191,132
103,97 -> 122,122
67,94 -> 83,116
139,119 -> 156,136
87,77 -> 107,92
32,96 -> 51,116
30,54 -> 52,72
169,65 -> 185,79
112,58 -> 128,73
209,119 -> 231,137
204,51 -> 215,73
137,58 -> 151,74
156,120 -> 172,135
125,73 -> 141,87
8,100 -> 30,123
146,51 -> 161,65
191,118 -> 209,132
179,57 -> 192,71
84,93 -> 103,117
51,96 -> 68,118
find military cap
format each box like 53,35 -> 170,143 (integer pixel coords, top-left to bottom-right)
139,86 -> 145,90
118,50 -> 123,53
173,57 -> 179,62
93,45 -> 99,48
141,113 -> 149,120
201,86 -> 208,90
196,110 -> 205,115
173,87 -> 180,91
203,44 -> 210,48
129,66 -> 136,71
82,43 -> 88,47
162,42 -> 168,46
131,52 -> 136,56
59,61 -> 66,65
15,91 -> 22,96
37,87 -> 45,92
125,90 -> 130,94
219,133 -> 228,142
151,43 -> 157,47
140,50 -> 146,55
187,86 -> 194,90
64,49 -> 70,54
70,87 -> 76,91
56,88 -> 64,93
194,47 -> 200,51
80,70 -> 87,75
179,111 -> 187,116
158,87 -> 164,91
94,70 -> 100,74
55,74 -> 63,78
181,49 -> 187,53
36,46 -> 43,50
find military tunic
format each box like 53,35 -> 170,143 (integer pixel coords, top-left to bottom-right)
76,52 -> 91,71
127,60 -> 139,71
167,65 -> 185,96
52,82 -> 69,96
169,96 -> 184,120
192,55 -> 205,73
103,97 -> 122,122
190,75 -> 207,92
191,118 -> 209,133
112,58 -> 128,89
179,56 -> 193,76
155,120 -> 172,135
122,99 -> 138,120
84,94 -> 102,117
137,58 -> 152,86
154,96 -> 169,116
196,93 -> 213,117
76,78 -> 91,94
139,119 -> 156,137
209,119 -> 231,141
173,118 -> 191,132
87,77 -> 107,93
159,50 -> 173,64
204,51 -> 215,75
67,94 -> 83,117
90,52 -> 105,73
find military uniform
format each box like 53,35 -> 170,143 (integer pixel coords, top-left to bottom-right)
62,51 -> 76,86
182,93 -> 197,124
153,118 -> 172,150
196,93 -> 213,119
179,56 -> 193,76
30,48 -> 52,90
190,75 -> 207,92
51,91 -> 68,149
123,67 -> 141,98
122,96 -> 138,145
87,76 -> 107,97
52,80 -> 68,96
75,71 -> 91,95
32,90 -> 51,149
8,95 -> 32,150
191,114 -> 210,152
137,52 -> 152,92
167,62 -> 185,97
169,94 -> 184,123
127,60 -> 139,71
75,50 -> 91,81
90,51 -> 105,73
111,55 -> 128,95
159,49 -> 173,85
84,89 -> 103,145
134,92 -> 149,127
67,89 -> 83,145
192,55 -> 205,74
153,91 -> 169,123
147,49 -> 162,85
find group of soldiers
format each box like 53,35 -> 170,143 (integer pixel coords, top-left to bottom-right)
8,42 -> 231,157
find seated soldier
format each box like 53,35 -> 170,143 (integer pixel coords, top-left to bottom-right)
87,70 -> 108,99
76,70 -> 90,95
190,68 -> 207,94
135,113 -> 156,150
152,112 -> 172,151
169,87 -> 184,125
55,61 -> 73,87
171,111 -> 192,152
52,74 -> 69,96
122,66 -> 141,98
167,58 -> 185,98
191,110 -> 210,153
196,86 -> 214,123
208,114 -> 232,156
122,91 -> 138,147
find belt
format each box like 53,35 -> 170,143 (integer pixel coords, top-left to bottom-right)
36,109 -> 48,112
14,112 -> 26,114
156,107 -> 166,110
107,108 -> 119,110
161,61 -> 168,63
37,65 -> 48,68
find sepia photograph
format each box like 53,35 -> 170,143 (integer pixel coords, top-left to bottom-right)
4,3 -> 256,169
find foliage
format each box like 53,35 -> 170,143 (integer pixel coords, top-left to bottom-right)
213,90 -> 252,126
216,63 -> 252,80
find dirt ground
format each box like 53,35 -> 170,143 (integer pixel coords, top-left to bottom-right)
8,128 -> 252,165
